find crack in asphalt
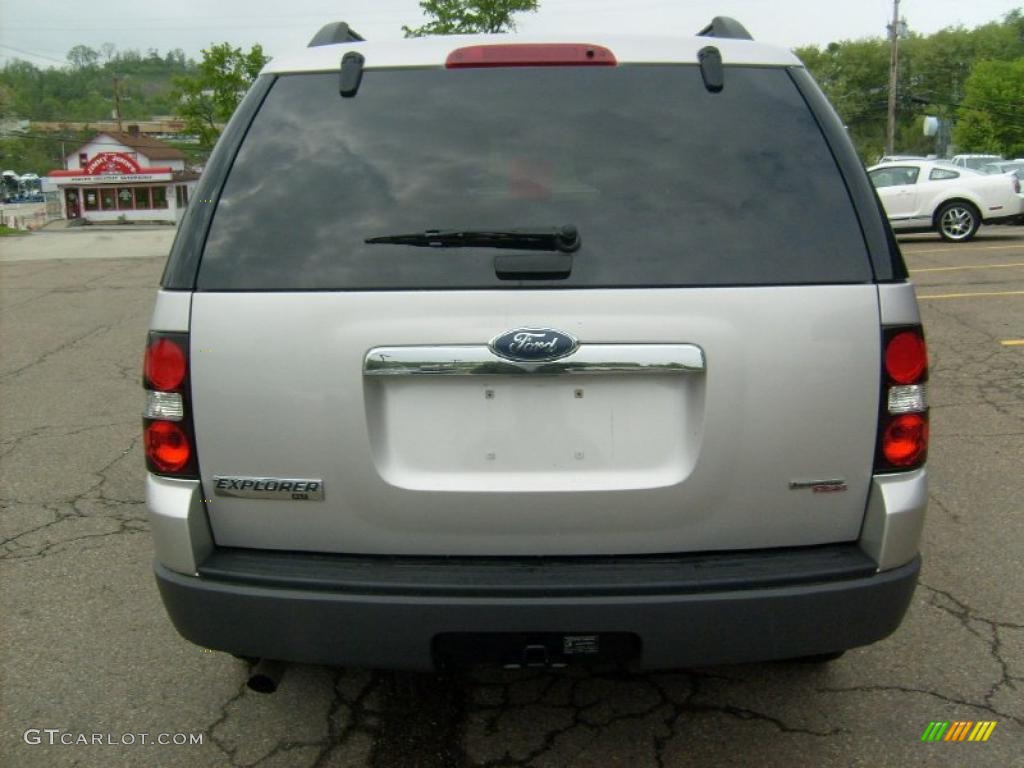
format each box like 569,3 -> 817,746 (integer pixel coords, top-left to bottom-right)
0,430 -> 144,561
919,582 -> 1023,718
814,579 -> 1023,729
0,323 -> 115,382
202,678 -> 251,766
309,669 -> 376,767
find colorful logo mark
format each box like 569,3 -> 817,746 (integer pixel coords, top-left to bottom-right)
921,721 -> 997,742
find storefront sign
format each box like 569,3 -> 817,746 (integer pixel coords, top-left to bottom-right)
52,173 -> 173,185
84,152 -> 142,175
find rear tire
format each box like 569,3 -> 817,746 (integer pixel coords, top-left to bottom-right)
936,201 -> 980,242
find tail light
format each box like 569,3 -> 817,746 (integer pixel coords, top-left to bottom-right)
143,332 -> 198,477
876,326 -> 928,471
446,44 -> 617,69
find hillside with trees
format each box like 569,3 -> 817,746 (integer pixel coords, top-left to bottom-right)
797,9 -> 1024,162
1,45 -> 194,122
0,45 -> 197,175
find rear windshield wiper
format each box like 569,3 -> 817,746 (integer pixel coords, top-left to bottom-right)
365,225 -> 580,253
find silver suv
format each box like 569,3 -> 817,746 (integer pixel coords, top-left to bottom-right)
144,18 -> 928,671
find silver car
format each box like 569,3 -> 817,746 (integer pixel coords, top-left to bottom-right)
144,18 -> 928,673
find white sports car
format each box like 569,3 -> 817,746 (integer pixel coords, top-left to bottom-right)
868,160 -> 1024,242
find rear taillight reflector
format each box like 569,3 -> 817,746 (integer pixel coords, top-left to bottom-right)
881,413 -> 929,467
144,337 -> 187,391
446,44 -> 617,69
145,420 -> 192,473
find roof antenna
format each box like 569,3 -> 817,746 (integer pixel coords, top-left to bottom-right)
697,16 -> 753,41
698,47 -> 724,92
309,22 -> 364,47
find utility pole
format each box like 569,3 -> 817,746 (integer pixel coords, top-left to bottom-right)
885,0 -> 901,156
112,76 -> 124,131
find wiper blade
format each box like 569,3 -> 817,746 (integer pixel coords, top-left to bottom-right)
365,225 -> 580,252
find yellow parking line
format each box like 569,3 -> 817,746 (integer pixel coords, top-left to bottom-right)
912,262 -> 1024,273
907,244 -> 1024,255
918,290 -> 1024,300
1001,340 -> 1024,347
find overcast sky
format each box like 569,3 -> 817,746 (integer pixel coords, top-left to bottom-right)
0,0 -> 1020,67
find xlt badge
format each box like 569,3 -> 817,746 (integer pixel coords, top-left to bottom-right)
213,476 -> 324,501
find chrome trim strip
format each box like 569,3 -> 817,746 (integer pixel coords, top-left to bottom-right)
364,344 -> 705,376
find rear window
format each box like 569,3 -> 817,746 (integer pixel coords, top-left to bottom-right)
198,65 -> 871,290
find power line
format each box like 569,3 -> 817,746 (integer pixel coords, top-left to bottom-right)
0,43 -> 66,65
0,132 -> 200,147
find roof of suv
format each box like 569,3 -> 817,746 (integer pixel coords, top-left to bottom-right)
262,33 -> 802,75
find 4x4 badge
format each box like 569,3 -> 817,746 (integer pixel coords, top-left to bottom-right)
490,328 -> 578,363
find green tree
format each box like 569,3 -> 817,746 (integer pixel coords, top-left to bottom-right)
953,58 -> 1024,156
795,39 -> 890,160
796,8 -> 1024,162
172,43 -> 268,147
403,0 -> 539,37
66,45 -> 100,70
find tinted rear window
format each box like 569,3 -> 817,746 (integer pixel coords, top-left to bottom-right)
198,66 -> 871,290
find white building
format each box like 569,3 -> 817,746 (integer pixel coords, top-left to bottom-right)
47,129 -> 199,223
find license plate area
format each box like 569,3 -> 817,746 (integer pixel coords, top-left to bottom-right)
365,376 -> 703,492
432,632 -> 641,669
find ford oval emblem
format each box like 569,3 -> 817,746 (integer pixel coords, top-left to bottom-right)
489,328 -> 579,363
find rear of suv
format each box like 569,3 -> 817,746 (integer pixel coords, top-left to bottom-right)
145,18 -> 928,671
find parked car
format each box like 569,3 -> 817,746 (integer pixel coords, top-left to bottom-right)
145,18 -> 928,675
876,154 -> 927,164
950,153 -> 1004,171
981,160 -> 1024,181
868,160 -> 1024,242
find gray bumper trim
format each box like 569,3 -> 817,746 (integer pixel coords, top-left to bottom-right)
156,555 -> 920,670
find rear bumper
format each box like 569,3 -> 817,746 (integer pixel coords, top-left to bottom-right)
155,550 -> 920,670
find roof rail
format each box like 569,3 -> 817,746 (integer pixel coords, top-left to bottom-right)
308,22 -> 364,48
697,17 -> 753,41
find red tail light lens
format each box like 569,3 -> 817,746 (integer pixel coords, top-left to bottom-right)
876,325 -> 929,472
143,331 -> 196,477
144,337 -> 187,391
446,44 -> 617,69
145,420 -> 192,472
885,330 -> 927,385
881,414 -> 929,467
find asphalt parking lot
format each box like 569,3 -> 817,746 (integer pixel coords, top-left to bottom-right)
1,225 -> 1022,767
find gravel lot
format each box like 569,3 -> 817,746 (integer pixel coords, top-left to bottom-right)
1,225 -> 1022,767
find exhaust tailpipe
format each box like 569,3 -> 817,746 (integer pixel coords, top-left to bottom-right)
247,659 -> 286,694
